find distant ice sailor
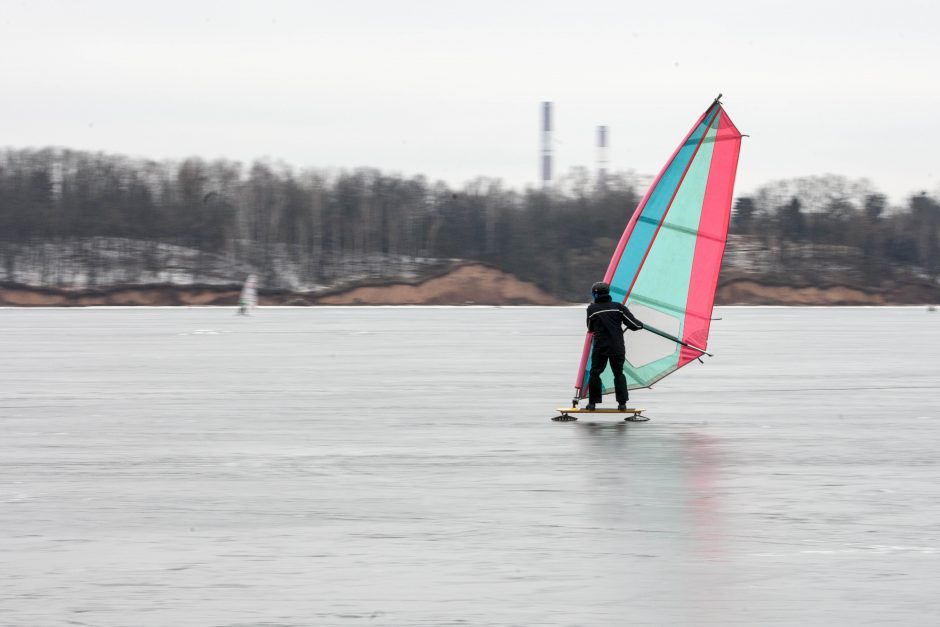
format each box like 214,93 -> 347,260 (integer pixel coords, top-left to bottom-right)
585,281 -> 643,411
238,274 -> 257,315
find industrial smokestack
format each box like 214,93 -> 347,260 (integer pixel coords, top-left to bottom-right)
596,125 -> 609,183
541,102 -> 553,187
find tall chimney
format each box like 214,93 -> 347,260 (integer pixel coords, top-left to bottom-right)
541,102 -> 553,187
596,125 -> 609,183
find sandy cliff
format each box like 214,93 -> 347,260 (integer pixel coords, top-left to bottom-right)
316,264 -> 561,305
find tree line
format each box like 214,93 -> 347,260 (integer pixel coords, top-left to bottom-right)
0,148 -> 937,298
730,175 -> 939,284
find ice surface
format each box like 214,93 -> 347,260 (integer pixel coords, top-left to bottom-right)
1,306 -> 939,626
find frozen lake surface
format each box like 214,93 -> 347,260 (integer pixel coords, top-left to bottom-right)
2,306 -> 939,626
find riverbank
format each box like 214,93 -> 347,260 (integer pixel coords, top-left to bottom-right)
715,278 -> 940,306
1,264 -> 938,306
0,263 -> 562,307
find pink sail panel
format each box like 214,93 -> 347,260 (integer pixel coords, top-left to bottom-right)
680,109 -> 742,366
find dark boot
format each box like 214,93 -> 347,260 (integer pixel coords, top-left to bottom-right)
585,402 -> 596,411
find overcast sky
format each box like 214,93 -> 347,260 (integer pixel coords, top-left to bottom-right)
1,0 -> 937,200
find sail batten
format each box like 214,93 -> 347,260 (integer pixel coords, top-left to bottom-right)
574,100 -> 742,399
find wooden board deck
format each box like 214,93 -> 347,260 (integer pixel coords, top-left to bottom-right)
555,407 -> 643,414
552,406 -> 648,422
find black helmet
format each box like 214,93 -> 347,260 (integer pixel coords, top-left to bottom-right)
591,281 -> 610,295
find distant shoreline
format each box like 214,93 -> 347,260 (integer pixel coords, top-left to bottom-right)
2,264 -> 938,307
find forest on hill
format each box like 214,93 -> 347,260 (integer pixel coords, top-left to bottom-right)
1,147 -> 938,302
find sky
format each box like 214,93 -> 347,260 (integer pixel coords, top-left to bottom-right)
1,0 -> 938,201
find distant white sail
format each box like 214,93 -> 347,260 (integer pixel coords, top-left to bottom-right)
238,274 -> 257,314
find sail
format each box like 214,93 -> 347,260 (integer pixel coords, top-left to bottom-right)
239,274 -> 258,310
575,99 -> 742,399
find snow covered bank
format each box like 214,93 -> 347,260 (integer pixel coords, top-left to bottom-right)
0,263 -> 561,306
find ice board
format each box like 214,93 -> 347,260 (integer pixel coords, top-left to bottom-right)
552,407 -> 647,422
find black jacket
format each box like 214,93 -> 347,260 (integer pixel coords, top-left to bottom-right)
586,294 -> 643,355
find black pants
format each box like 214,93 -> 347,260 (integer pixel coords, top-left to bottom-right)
588,351 -> 628,404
